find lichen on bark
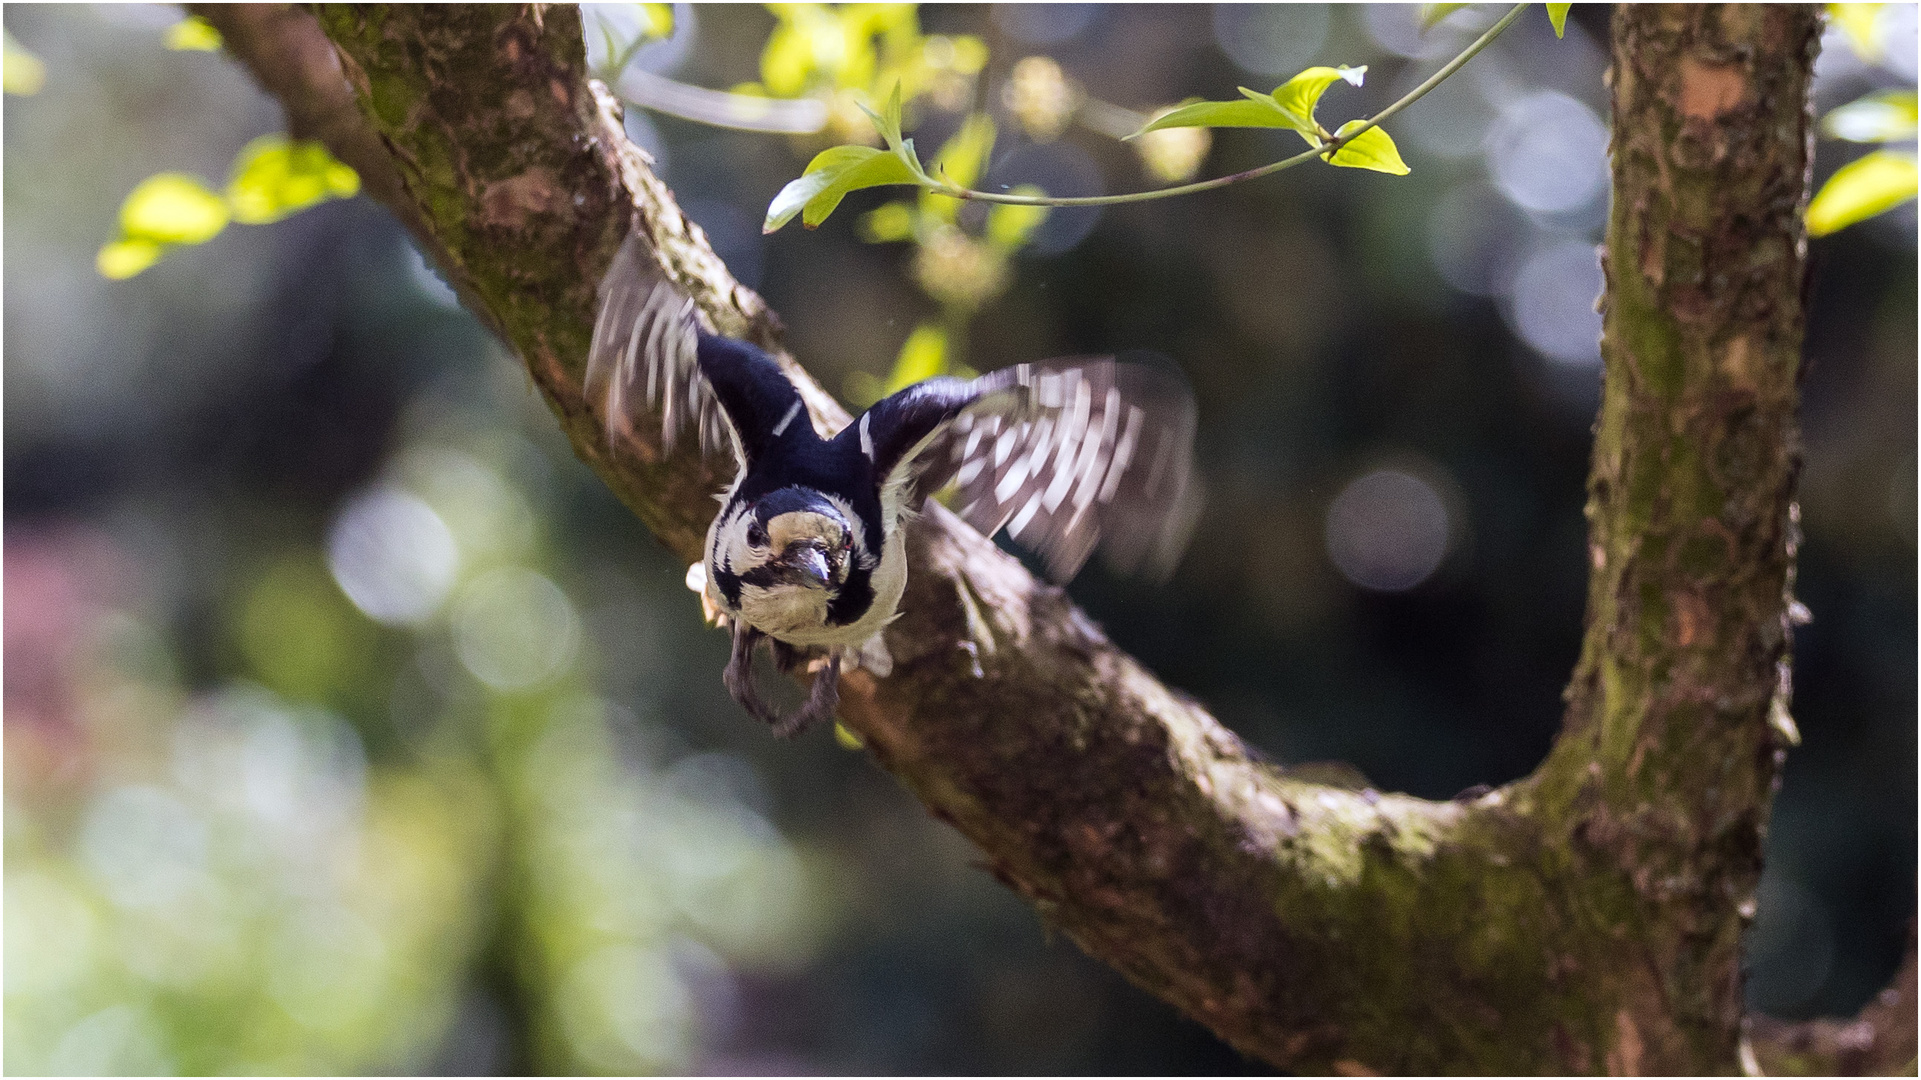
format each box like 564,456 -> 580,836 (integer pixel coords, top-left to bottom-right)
191,3 -> 1914,1073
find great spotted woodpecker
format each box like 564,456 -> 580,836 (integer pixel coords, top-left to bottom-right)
587,230 -> 1199,735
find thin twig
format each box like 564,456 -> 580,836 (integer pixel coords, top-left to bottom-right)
918,2 -> 1530,208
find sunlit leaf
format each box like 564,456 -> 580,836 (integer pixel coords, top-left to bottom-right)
882,82 -> 904,148
1806,149 -> 1917,236
1826,2 -> 1885,62
4,29 -> 45,95
1419,4 -> 1472,30
226,135 -> 361,224
853,83 -> 908,151
1822,90 -> 1919,143
764,144 -> 918,232
767,148 -> 865,233
164,15 -> 224,52
884,323 -> 948,392
810,145 -> 922,224
1545,3 -> 1572,38
1271,65 -> 1366,136
1127,95 -> 1290,138
986,186 -> 1049,250
859,200 -> 917,242
920,112 -> 994,222
119,173 -> 231,244
1326,121 -> 1411,176
96,238 -> 163,279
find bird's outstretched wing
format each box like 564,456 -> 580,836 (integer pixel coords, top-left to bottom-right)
860,359 -> 1201,583
586,230 -> 806,470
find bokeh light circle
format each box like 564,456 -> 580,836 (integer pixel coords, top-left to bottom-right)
1484,91 -> 1609,215
1508,240 -> 1605,366
326,487 -> 459,626
1325,470 -> 1450,592
1211,4 -> 1329,77
451,566 -> 581,691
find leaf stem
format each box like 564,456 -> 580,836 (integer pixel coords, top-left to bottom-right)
921,2 -> 1530,209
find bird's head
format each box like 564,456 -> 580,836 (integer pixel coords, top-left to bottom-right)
733,487 -> 855,595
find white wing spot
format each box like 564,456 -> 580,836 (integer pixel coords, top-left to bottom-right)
771,400 -> 802,437
859,412 -> 874,460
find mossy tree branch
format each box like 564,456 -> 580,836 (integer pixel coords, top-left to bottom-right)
196,4 -> 1910,1073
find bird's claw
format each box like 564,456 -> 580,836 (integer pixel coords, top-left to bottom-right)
724,625 -> 840,738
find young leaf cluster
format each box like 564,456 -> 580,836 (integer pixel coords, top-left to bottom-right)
1129,65 -> 1408,176
758,1 -> 1544,233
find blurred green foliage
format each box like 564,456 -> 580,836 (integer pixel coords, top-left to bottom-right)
162,16 -> 222,54
98,136 -> 358,280
1809,5 -> 1918,236
4,27 -> 44,94
1809,150 -> 1919,236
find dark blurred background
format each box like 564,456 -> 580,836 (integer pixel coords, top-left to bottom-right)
6,4 -> 1914,1074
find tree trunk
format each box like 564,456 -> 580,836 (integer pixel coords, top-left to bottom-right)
192,3 -> 1912,1073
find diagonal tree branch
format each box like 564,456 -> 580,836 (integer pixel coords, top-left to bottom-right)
196,4 -> 1909,1074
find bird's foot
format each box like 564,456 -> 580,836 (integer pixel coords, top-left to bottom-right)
771,652 -> 839,739
723,625 -> 841,738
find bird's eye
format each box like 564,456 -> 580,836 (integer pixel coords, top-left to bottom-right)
746,522 -> 767,547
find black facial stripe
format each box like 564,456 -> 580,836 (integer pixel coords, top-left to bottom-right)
826,563 -> 875,626
713,566 -> 742,607
738,565 -> 788,590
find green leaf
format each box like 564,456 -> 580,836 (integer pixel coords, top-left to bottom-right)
119,173 -> 231,244
767,146 -> 872,232
1126,95 -> 1291,139
883,83 -> 904,148
225,135 -> 360,225
885,323 -> 948,393
852,83 -> 906,152
1822,90 -> 1919,143
1419,4 -> 1471,30
764,144 -> 919,233
986,186 -> 1050,250
1271,65 -> 1366,137
1545,3 -> 1571,37
1326,121 -> 1410,176
164,15 -> 224,52
1807,150 -> 1917,236
921,113 -> 996,222
96,238 -> 163,280
4,29 -> 45,95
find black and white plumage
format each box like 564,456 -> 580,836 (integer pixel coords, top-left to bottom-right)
587,230 -> 1200,736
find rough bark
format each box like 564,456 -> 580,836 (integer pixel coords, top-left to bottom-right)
195,4 -> 1909,1073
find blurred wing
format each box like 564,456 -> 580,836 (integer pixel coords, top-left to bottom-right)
585,230 -> 736,464
934,360 -> 1201,583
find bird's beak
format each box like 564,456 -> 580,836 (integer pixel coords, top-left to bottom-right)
785,544 -> 832,588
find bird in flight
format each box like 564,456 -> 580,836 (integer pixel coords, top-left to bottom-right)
587,229 -> 1199,736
